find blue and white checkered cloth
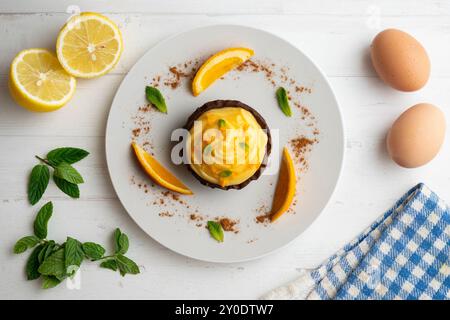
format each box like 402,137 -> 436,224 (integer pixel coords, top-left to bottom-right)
263,183 -> 449,300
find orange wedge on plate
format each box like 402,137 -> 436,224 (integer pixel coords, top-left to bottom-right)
132,142 -> 193,195
192,47 -> 254,96
270,147 -> 296,222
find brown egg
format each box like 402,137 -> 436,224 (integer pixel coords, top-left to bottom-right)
371,29 -> 430,91
387,103 -> 445,168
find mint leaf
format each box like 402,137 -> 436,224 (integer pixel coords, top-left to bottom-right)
38,241 -> 56,264
207,221 -> 224,243
118,233 -> 129,255
145,86 -> 167,113
28,165 -> 50,205
113,228 -> 122,253
82,242 -> 105,260
116,254 -> 140,276
26,244 -> 44,280
34,202 -> 53,239
100,259 -> 118,271
113,228 -> 129,254
47,147 -> 89,166
38,248 -> 66,279
42,276 -> 61,289
276,87 -> 292,117
54,162 -> 84,184
53,175 -> 80,198
14,235 -> 40,254
218,170 -> 232,178
65,237 -> 84,275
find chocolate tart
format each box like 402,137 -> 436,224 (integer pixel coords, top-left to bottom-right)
183,100 -> 272,190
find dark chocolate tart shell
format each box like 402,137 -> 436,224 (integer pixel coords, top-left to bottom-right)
183,100 -> 272,190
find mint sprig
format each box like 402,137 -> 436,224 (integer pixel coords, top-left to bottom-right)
207,221 -> 224,243
28,165 -> 50,205
276,87 -> 292,117
33,202 -> 52,239
145,86 -> 167,113
26,245 -> 44,280
47,147 -> 89,166
14,235 -> 40,254
28,147 -> 89,205
13,202 -> 140,289
53,175 -> 80,198
82,242 -> 105,260
53,162 -> 84,184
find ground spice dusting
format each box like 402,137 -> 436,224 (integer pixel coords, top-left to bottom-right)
150,59 -> 201,90
190,213 -> 202,221
256,214 -> 270,224
161,190 -> 188,206
132,128 -> 141,137
131,105 -> 153,148
159,211 -> 174,217
255,204 -> 271,226
219,218 -> 239,233
290,136 -> 317,167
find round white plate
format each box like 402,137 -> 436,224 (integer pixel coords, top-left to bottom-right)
106,25 -> 344,263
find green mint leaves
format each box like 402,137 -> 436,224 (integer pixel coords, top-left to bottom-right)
28,147 -> 89,205
114,228 -> 129,255
218,170 -> 232,178
64,237 -> 84,276
276,87 -> 292,117
53,175 -> 80,198
82,242 -> 105,260
14,235 -> 40,254
46,147 -> 89,166
13,202 -> 140,289
26,245 -> 44,280
102,228 -> 139,276
145,86 -> 167,113
33,202 -> 53,239
116,254 -> 140,276
28,165 -> 50,205
207,221 -> 224,243
100,259 -> 118,271
218,119 -> 226,128
38,248 -> 66,280
53,162 -> 84,184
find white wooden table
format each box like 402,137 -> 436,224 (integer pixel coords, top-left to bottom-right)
1,0 -> 449,299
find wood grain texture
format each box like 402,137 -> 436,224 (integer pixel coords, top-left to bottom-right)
0,0 -> 449,299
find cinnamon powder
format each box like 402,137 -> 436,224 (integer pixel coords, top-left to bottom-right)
219,218 -> 239,233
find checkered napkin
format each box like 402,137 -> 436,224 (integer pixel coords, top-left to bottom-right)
262,183 -> 449,300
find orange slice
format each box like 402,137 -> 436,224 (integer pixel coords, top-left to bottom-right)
131,142 -> 193,195
192,47 -> 254,96
270,147 -> 296,222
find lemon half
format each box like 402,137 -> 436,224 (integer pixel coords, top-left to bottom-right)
56,12 -> 123,78
9,48 -> 76,112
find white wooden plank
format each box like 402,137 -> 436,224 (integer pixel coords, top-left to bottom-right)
0,13 -> 449,78
1,0 -> 449,16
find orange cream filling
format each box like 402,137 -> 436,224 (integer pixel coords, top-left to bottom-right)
188,107 -> 268,187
